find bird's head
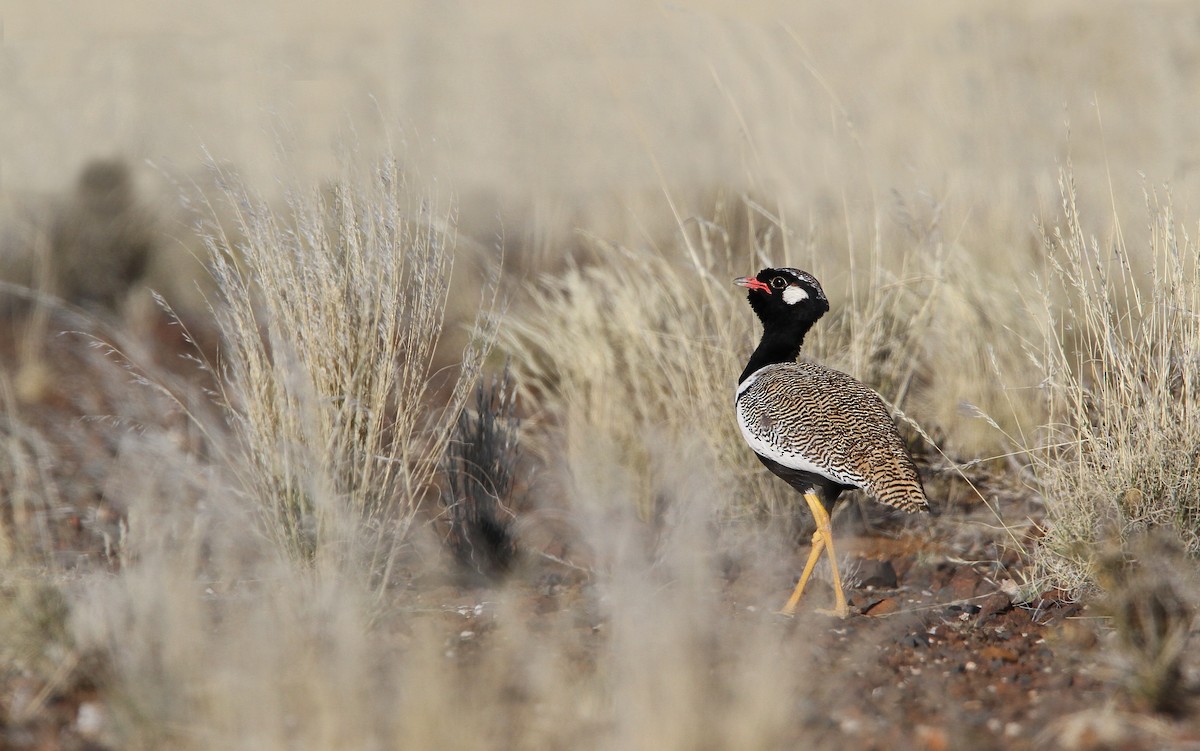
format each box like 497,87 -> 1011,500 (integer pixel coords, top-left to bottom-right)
734,267 -> 829,327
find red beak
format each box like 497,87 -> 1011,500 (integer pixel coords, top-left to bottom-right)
734,276 -> 771,293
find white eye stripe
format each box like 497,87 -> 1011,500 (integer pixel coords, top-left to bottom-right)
782,285 -> 809,305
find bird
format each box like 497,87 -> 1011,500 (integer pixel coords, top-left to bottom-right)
734,267 -> 929,618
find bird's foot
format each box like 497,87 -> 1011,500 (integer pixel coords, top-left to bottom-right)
814,605 -> 851,619
774,602 -> 852,619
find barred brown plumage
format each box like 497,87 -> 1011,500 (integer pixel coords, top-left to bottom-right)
738,362 -> 928,513
734,267 -> 929,618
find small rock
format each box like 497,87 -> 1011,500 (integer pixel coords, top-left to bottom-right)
979,645 -> 1019,663
865,597 -> 901,617
836,706 -> 866,734
976,592 -> 1013,623
1034,587 -> 1072,606
1047,708 -> 1141,750
856,559 -> 899,589
891,555 -> 916,580
900,632 -> 930,648
1054,619 -> 1097,650
75,701 -> 105,738
945,603 -> 982,617
539,575 -> 563,597
946,568 -> 982,600
914,724 -> 949,751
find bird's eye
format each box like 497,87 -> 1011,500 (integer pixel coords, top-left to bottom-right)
770,276 -> 788,289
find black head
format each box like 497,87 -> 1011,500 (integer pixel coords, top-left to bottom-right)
734,267 -> 829,326
734,268 -> 829,384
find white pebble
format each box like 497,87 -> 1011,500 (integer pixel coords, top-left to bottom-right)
76,701 -> 105,737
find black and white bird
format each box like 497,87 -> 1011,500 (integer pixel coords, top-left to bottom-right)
734,267 -> 929,618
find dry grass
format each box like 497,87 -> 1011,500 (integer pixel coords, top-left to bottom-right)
501,190 -> 1035,533
60,434 -> 818,750
1025,167 -> 1200,594
500,198 -> 781,521
197,157 -> 496,573
0,375 -> 58,565
1093,534 -> 1195,716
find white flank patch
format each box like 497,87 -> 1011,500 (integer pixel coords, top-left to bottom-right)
735,367 -> 766,397
736,406 -> 860,487
782,285 -> 809,305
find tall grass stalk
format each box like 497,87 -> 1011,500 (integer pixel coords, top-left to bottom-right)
1027,168 -> 1200,593
0,371 -> 59,565
200,158 -> 495,574
501,203 -> 788,521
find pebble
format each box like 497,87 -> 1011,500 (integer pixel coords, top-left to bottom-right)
975,592 -> 1013,622
979,645 -> 1019,663
75,701 -> 105,738
914,724 -> 949,751
900,632 -> 930,648
865,597 -> 901,617
946,568 -> 982,600
855,559 -> 899,589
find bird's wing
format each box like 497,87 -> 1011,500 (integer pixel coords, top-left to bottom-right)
737,361 -> 928,512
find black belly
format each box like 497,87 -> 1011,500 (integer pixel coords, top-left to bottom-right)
754,453 -> 855,512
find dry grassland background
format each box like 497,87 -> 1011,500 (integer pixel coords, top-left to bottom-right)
2,1 -> 1200,749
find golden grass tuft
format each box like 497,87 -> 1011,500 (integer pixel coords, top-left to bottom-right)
0,369 -> 64,565
1025,167 -> 1200,594
501,197 -> 792,522
198,157 -> 496,571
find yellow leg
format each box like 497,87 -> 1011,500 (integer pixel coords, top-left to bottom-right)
779,492 -> 850,619
805,492 -> 849,618
779,529 -> 825,616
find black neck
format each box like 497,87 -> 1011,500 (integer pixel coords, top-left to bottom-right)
738,317 -> 818,384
